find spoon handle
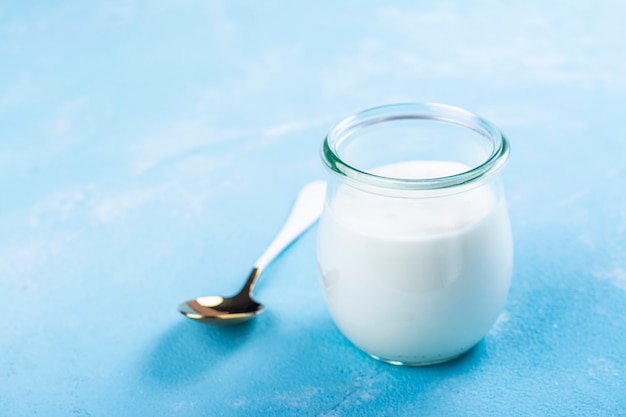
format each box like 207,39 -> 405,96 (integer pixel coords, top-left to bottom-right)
253,180 -> 327,271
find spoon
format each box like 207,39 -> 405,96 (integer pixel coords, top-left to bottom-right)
178,180 -> 327,325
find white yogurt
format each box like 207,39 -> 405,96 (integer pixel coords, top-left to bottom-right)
317,161 -> 513,364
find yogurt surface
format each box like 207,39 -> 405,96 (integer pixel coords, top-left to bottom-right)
317,160 -> 513,364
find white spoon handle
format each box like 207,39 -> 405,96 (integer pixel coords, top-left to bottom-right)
253,181 -> 327,270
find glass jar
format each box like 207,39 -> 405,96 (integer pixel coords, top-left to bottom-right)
317,103 -> 513,366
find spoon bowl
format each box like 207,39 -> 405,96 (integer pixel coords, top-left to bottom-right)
178,269 -> 263,325
178,181 -> 327,325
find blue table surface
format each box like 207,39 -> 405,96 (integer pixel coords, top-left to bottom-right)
2,1 -> 626,416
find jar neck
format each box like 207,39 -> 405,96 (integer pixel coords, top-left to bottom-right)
322,103 -> 509,194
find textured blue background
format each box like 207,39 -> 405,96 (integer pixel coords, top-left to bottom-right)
1,1 -> 626,415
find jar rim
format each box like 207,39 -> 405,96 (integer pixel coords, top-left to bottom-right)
322,102 -> 510,190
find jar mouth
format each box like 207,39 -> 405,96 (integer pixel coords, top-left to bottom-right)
322,103 -> 509,191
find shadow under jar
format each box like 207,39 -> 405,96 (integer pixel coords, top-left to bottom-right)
317,103 -> 513,366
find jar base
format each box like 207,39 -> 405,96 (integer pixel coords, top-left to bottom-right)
367,351 -> 466,367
